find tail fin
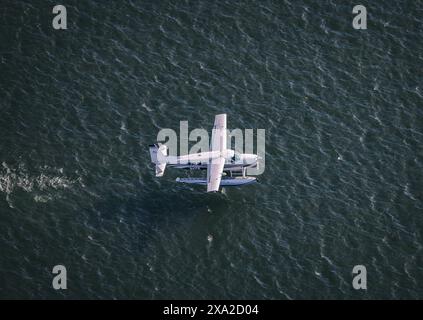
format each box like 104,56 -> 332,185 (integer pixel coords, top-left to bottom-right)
149,143 -> 168,177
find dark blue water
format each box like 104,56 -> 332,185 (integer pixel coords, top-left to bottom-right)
0,0 -> 422,299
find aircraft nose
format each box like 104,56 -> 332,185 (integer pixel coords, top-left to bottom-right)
244,154 -> 258,164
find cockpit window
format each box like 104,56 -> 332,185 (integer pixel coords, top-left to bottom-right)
232,153 -> 241,162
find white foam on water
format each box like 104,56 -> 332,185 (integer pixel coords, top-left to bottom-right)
0,162 -> 81,207
33,195 -> 52,203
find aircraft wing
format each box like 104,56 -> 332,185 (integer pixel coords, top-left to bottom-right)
210,114 -> 227,153
207,156 -> 225,192
207,114 -> 227,192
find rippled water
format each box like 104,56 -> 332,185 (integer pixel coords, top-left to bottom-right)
0,0 -> 422,299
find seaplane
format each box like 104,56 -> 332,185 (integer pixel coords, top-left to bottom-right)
149,114 -> 259,192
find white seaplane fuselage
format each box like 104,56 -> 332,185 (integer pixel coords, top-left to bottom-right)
166,150 -> 258,173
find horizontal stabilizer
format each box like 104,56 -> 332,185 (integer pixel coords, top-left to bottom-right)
155,163 -> 166,177
149,143 -> 168,177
